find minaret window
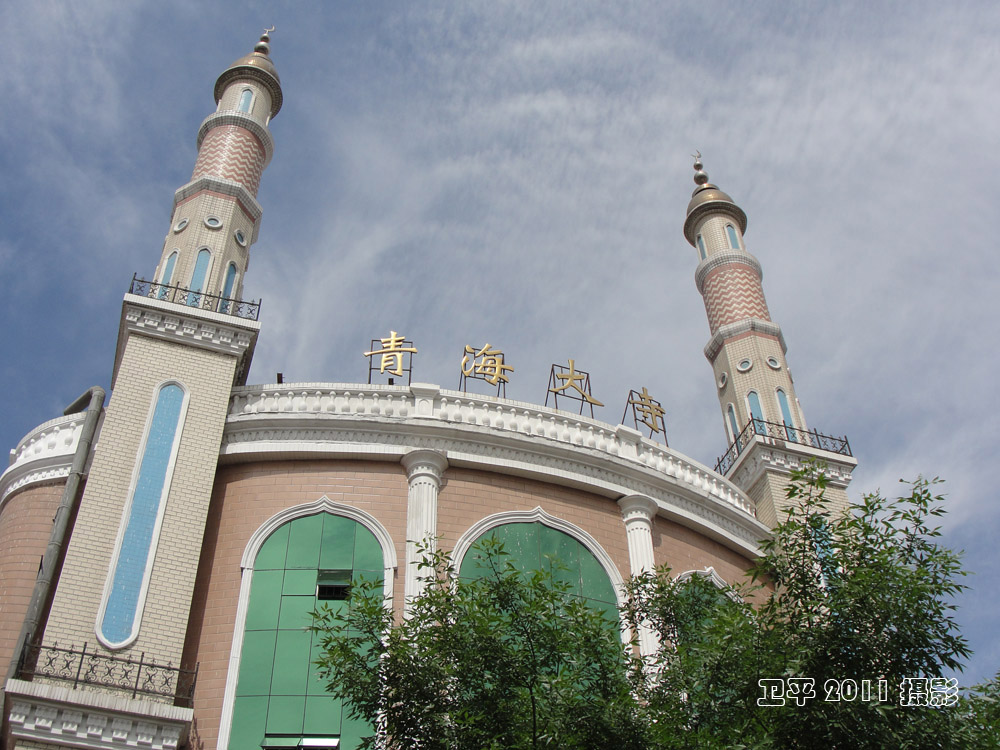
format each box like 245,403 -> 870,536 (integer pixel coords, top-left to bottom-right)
97,382 -> 187,648
172,218 -> 188,233
726,404 -> 740,442
776,388 -> 797,442
220,263 -> 238,313
696,234 -> 707,260
726,224 -> 740,250
188,248 -> 212,306
158,251 -> 178,299
238,88 -> 253,113
747,391 -> 765,434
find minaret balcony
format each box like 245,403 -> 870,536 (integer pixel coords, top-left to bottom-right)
715,417 -> 852,476
129,275 -> 260,321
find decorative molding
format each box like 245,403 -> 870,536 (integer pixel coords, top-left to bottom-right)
173,175 -> 263,242
114,294 -> 260,388
618,494 -> 659,656
222,384 -> 768,558
401,450 -> 448,608
219,498 -> 397,750
451,505 -> 627,604
695,249 -> 763,294
196,111 -> 274,166
4,677 -> 190,750
704,317 -> 788,362
1,412 -> 87,505
728,437 -> 857,494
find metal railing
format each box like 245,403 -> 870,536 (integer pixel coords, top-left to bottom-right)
18,641 -> 198,707
130,275 -> 261,321
715,417 -> 852,476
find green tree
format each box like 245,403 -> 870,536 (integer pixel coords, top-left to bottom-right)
311,537 -> 646,750
314,468 -> 986,749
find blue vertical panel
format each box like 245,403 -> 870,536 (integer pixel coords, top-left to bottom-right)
747,391 -> 765,434
238,88 -> 253,113
158,252 -> 178,299
100,384 -> 184,645
696,235 -> 707,260
188,249 -> 211,306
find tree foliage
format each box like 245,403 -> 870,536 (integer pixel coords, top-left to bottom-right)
312,468 -> 993,749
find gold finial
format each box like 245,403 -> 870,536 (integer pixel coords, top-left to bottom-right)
692,151 -> 709,186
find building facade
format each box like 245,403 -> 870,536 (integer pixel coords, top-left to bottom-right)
0,35 -> 854,750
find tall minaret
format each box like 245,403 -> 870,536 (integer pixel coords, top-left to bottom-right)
35,33 -> 281,704
683,156 -> 855,526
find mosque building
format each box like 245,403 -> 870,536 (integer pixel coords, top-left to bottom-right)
0,34 -> 855,750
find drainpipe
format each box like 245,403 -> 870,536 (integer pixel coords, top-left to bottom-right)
6,386 -> 105,683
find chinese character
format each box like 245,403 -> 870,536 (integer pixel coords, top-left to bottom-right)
899,677 -> 929,707
627,386 -> 666,435
785,678 -> 816,706
758,678 -> 786,707
929,677 -> 959,707
364,330 -> 417,377
461,344 -> 514,386
549,359 -> 604,406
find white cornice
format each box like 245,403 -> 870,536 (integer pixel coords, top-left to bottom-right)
0,412 -> 88,505
727,435 -> 857,493
113,294 -> 260,388
704,317 -> 788,362
5,678 -> 191,750
223,384 -> 769,557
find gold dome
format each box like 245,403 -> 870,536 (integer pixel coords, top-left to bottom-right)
214,33 -> 283,118
683,184 -> 747,245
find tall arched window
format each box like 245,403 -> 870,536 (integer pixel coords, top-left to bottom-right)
726,224 -> 740,250
776,388 -> 797,442
97,382 -> 187,648
696,234 -> 707,260
726,403 -> 740,443
220,263 -> 238,313
238,88 -> 253,113
747,391 -> 765,434
188,248 -> 211,306
158,251 -> 178,299
228,512 -> 384,749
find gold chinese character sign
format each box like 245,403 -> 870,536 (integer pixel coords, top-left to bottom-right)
623,386 -> 667,443
460,343 -> 514,396
545,359 -> 603,417
364,330 -> 417,384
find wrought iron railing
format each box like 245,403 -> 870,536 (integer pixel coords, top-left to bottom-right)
129,275 -> 261,321
18,641 -> 198,707
715,417 -> 852,476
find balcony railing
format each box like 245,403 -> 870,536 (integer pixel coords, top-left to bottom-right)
18,641 -> 198,707
130,275 -> 261,321
715,417 -> 852,476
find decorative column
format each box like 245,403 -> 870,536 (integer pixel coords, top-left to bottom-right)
618,494 -> 660,657
401,450 -> 448,610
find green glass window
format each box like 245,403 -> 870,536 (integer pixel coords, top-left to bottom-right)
229,513 -> 384,750
459,522 -> 618,621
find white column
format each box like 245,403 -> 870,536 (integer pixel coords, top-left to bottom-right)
618,494 -> 660,658
401,449 -> 448,611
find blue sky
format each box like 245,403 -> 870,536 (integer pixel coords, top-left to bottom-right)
3,1 -> 998,684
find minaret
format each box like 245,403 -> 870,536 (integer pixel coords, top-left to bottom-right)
683,155 -> 855,526
34,32 -> 281,710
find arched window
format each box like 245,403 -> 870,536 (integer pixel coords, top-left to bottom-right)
97,382 -> 187,648
726,403 -> 740,443
459,521 -> 619,622
696,234 -> 707,260
228,512 -> 384,749
220,263 -> 238,313
747,391 -> 765,434
726,224 -> 740,250
188,248 -> 211,306
776,388 -> 797,442
158,251 -> 178,299
238,88 -> 253,113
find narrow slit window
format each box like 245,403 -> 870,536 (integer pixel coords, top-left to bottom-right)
776,388 -> 797,442
696,234 -> 707,260
238,88 -> 253,113
747,391 -> 765,434
726,224 -> 740,250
